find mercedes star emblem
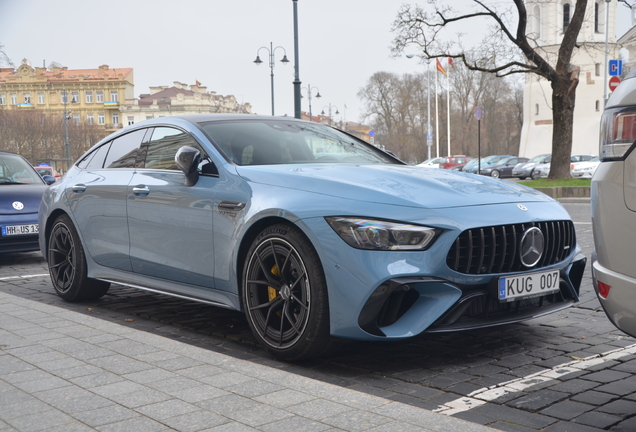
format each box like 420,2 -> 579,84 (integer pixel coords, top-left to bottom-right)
520,227 -> 544,267
517,204 -> 528,211
12,201 -> 24,210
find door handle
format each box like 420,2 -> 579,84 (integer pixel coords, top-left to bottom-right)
132,186 -> 150,196
72,184 -> 86,193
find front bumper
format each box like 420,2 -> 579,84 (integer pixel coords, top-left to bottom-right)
301,201 -> 585,341
0,213 -> 40,254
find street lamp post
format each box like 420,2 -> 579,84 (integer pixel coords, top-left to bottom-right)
254,42 -> 290,116
321,103 -> 339,127
301,84 -> 321,121
62,90 -> 73,171
293,0 -> 302,119
603,0 -> 612,106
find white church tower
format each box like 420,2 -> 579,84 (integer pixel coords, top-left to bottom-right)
519,0 -> 620,157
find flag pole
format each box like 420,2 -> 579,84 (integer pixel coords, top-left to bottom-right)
435,64 -> 440,158
446,65 -> 451,157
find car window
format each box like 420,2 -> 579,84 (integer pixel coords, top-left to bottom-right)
104,129 -> 147,169
0,154 -> 43,184
142,127 -> 211,172
80,143 -> 112,170
200,120 -> 399,166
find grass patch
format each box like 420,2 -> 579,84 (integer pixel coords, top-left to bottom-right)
519,178 -> 591,187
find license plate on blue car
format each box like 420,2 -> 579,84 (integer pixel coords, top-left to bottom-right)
498,270 -> 560,302
2,224 -> 39,236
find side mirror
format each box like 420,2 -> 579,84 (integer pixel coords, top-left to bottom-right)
42,175 -> 56,185
175,146 -> 200,187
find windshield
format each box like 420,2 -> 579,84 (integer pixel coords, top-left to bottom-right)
0,154 -> 44,184
199,120 -> 401,166
528,154 -> 548,163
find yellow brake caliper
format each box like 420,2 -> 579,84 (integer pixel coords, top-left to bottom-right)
268,264 -> 280,301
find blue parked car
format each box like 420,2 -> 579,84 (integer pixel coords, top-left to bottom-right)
38,115 -> 586,360
0,151 -> 55,253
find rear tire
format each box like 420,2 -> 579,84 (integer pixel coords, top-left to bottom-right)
48,214 -> 110,302
531,169 -> 541,180
491,170 -> 500,178
242,223 -> 332,361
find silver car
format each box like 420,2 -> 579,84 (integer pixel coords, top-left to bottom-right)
512,154 -> 550,180
592,67 -> 636,338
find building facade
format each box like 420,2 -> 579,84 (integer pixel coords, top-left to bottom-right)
519,0 -> 620,157
120,82 -> 252,125
0,61 -> 134,132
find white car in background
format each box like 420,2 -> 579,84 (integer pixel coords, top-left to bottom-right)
570,156 -> 600,178
533,154 -> 596,179
416,157 -> 445,168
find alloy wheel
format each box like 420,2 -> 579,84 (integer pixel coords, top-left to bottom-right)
244,237 -> 311,349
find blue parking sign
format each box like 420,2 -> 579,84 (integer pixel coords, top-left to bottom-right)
609,60 -> 623,77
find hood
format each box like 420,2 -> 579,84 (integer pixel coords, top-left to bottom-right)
235,164 -> 553,209
0,184 -> 48,215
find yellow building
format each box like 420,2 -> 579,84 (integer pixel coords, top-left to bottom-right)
0,61 -> 134,132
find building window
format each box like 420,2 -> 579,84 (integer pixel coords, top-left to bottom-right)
535,104 -> 540,116
97,91 -> 103,103
112,113 -> 119,125
38,93 -> 45,104
110,91 -> 118,103
595,63 -> 601,76
86,91 -> 93,103
596,100 -> 600,111
0,94 -> 5,105
71,92 -> 79,103
98,113 -> 105,125
563,3 -> 570,32
87,113 -> 94,125
10,94 -> 17,105
73,114 -> 80,125
61,92 -> 68,104
23,93 -> 31,104
146,115 -> 154,120
594,2 -> 600,32
127,116 -> 134,125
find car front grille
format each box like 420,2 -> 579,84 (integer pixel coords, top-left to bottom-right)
446,220 -> 575,275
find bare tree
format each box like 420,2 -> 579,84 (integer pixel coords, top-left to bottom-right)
0,110 -> 107,169
0,43 -> 15,68
391,0 -> 588,179
358,69 -> 522,162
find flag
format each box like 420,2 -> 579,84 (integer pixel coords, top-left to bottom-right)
196,79 -> 202,86
344,104 -> 347,109
447,56 -> 454,69
436,58 -> 447,75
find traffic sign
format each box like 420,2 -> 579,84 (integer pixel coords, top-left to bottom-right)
609,60 -> 623,77
609,76 -> 621,92
369,130 -> 375,137
475,107 -> 482,120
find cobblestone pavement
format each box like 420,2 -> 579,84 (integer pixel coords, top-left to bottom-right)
1,203 -> 636,431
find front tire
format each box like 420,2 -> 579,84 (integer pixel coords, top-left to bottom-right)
242,223 -> 332,361
48,214 -> 110,302
531,169 -> 541,180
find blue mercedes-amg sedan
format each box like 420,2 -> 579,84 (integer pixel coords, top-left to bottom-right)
38,115 -> 586,360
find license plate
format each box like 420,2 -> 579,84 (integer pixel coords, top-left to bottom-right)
2,224 -> 39,236
498,270 -> 560,302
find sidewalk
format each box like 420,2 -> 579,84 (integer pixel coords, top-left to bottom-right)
0,291 -> 495,432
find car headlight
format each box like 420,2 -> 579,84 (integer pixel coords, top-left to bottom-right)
600,107 -> 636,161
325,217 -> 440,251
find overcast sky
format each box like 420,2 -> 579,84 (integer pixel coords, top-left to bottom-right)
1,0 -> 633,125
